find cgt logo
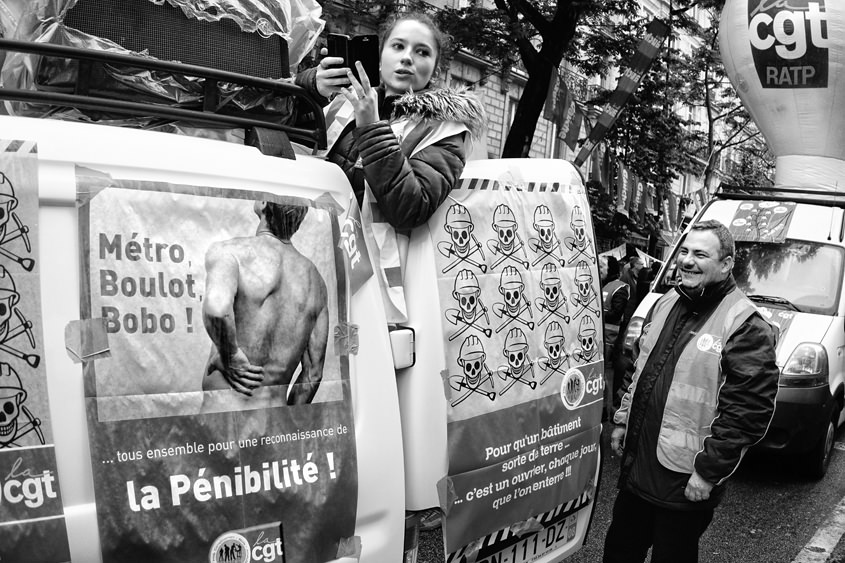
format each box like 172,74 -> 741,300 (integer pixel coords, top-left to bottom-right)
560,367 -> 604,410
209,524 -> 286,563
748,0 -> 830,88
209,533 -> 250,563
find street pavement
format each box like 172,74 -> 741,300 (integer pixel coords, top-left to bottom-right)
416,423 -> 845,563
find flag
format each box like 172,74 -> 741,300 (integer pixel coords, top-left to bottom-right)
574,18 -> 671,167
635,178 -> 647,223
616,161 -> 633,217
627,174 -> 645,222
544,68 -> 571,127
562,104 -> 582,151
544,67 -> 561,122
686,188 -> 707,213
591,142 -> 610,187
665,193 -> 678,231
646,185 -> 657,215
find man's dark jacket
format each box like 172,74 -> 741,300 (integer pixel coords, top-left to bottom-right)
616,275 -> 778,510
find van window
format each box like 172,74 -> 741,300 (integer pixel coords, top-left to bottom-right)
655,239 -> 843,316
733,240 -> 843,316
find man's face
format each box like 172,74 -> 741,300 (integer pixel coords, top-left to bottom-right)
632,259 -> 644,276
676,230 -> 732,292
598,258 -> 608,282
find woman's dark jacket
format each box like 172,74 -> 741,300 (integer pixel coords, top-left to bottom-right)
295,67 -> 486,230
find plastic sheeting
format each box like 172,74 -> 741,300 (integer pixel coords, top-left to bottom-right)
0,0 -> 324,138
150,0 -> 324,71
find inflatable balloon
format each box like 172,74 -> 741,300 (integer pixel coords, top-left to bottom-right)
720,0 -> 844,189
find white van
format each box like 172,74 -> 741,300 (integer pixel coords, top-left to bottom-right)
0,34 -> 601,563
0,38 -> 406,563
624,186 -> 845,479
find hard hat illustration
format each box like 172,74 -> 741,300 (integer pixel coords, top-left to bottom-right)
446,204 -> 473,229
540,263 -> 561,285
545,321 -> 564,343
493,204 -> 517,227
453,270 -> 480,294
504,327 -> 528,350
499,266 -> 523,289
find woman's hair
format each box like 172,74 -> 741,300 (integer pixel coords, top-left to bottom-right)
379,11 -> 449,84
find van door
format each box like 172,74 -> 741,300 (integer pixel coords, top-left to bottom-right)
0,114 -> 405,563
399,158 -> 602,562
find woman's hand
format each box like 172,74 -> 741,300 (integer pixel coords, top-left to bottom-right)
315,47 -> 352,99
341,61 -> 380,126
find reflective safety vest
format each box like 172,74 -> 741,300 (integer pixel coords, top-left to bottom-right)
624,288 -> 757,477
602,279 -> 629,325
324,96 -> 470,323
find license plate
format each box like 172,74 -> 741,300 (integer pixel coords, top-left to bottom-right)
476,514 -> 577,563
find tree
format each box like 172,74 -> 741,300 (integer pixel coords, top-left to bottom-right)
675,5 -> 768,191
435,0 -> 642,158
730,141 -> 775,188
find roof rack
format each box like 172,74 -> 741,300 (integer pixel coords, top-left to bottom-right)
0,38 -> 327,156
715,183 -> 845,208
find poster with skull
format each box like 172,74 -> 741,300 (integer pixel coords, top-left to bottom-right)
433,172 -> 604,556
0,140 -> 71,562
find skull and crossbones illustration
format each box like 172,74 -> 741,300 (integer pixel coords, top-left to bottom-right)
537,321 -> 572,385
496,328 -> 537,396
528,205 -> 565,268
492,266 -> 534,334
0,363 -> 44,448
445,269 -> 492,341
0,266 -> 39,368
448,336 -> 497,407
0,173 -> 35,272
438,204 -> 487,274
563,206 -> 595,265
569,260 -> 600,322
487,204 -> 528,271
572,316 -> 601,364
534,263 -> 570,326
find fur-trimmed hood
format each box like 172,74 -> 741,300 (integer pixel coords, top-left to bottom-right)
389,87 -> 487,139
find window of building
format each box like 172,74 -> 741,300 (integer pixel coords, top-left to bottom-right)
508,97 -> 519,127
449,75 -> 473,90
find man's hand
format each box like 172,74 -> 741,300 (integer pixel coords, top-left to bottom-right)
684,470 -> 714,502
610,425 -> 626,457
207,349 -> 264,396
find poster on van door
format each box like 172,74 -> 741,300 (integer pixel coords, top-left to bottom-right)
76,167 -> 357,563
0,140 -> 71,562
432,176 -> 603,556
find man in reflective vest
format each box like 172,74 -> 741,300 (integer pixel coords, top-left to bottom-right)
601,255 -> 629,420
603,220 -> 778,563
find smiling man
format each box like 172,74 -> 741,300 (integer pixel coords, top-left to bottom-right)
603,219 -> 778,563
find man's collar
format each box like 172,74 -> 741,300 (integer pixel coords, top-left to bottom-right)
675,275 -> 736,309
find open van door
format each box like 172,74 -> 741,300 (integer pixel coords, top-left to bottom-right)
0,41 -> 405,563
399,159 -> 603,562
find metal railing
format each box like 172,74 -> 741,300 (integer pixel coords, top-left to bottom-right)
0,38 -> 327,152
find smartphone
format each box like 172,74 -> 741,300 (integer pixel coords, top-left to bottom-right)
350,34 -> 380,85
326,33 -> 380,85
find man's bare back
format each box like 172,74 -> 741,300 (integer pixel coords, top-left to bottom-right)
201,203 -> 329,409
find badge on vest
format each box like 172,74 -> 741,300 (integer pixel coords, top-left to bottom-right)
696,333 -> 723,355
